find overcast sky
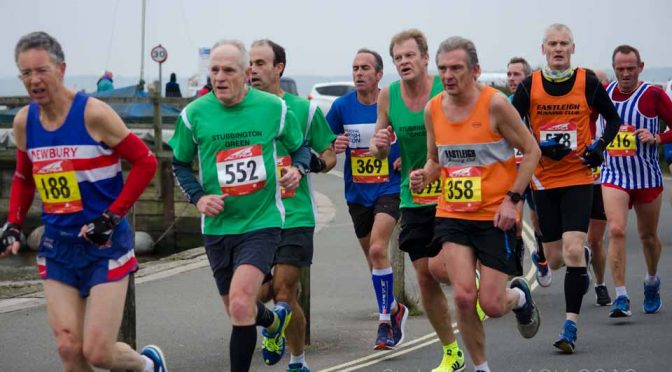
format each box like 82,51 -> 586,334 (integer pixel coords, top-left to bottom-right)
2,0 -> 671,81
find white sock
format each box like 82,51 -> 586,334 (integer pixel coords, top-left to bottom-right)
595,283 -> 605,287
474,361 -> 490,371
290,353 -> 306,366
615,286 -> 628,298
645,274 -> 658,285
142,355 -> 155,372
513,287 -> 526,309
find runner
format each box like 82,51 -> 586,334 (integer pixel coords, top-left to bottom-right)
169,39 -> 310,372
411,35 -> 541,372
600,44 -> 672,317
511,23 -> 622,353
370,29 -> 465,371
585,68 -> 610,307
327,48 -> 409,351
249,39 -> 336,372
0,31 -> 165,372
506,57 -> 547,282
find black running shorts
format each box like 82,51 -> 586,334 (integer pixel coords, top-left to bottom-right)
203,228 -> 280,295
532,184 -> 593,242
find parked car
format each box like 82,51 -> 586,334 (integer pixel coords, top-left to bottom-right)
307,82 -> 355,115
280,77 -> 298,95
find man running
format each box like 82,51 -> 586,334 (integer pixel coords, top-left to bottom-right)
412,35 -> 541,372
327,48 -> 408,351
600,44 -> 672,317
169,39 -> 310,372
0,31 -> 165,372
511,23 -> 621,353
249,39 -> 336,372
506,57 -> 547,281
370,29 -> 465,371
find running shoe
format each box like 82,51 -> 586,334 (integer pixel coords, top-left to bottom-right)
510,277 -> 541,338
643,277 -> 662,314
373,322 -> 395,350
390,303 -> 409,347
431,348 -> 465,372
595,285 -> 612,306
609,295 -> 632,318
553,319 -> 577,353
140,345 -> 168,372
262,302 -> 293,365
287,363 -> 310,372
475,270 -> 486,321
531,250 -> 552,287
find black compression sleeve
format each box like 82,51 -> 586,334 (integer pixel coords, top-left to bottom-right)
172,156 -> 205,204
511,77 -> 533,123
290,140 -> 311,170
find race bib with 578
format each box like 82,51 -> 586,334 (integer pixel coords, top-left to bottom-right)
540,122 -> 578,150
216,145 -> 267,196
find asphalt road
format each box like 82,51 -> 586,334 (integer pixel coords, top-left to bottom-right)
0,164 -> 671,372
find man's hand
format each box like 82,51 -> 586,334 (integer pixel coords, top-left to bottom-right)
79,213 -> 119,246
0,223 -> 21,257
333,134 -> 349,154
393,157 -> 402,171
409,169 -> 427,193
279,166 -> 302,190
493,199 -> 517,231
581,139 -> 605,168
196,194 -> 228,217
635,128 -> 657,145
540,133 -> 572,161
372,126 -> 393,152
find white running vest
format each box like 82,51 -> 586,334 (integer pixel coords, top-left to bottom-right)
600,82 -> 662,189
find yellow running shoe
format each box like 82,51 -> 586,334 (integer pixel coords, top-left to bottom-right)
431,348 -> 465,372
475,270 -> 486,321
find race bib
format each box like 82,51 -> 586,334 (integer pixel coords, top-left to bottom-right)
276,155 -> 295,199
540,122 -> 578,150
607,124 -> 636,157
33,160 -> 83,214
350,149 -> 389,183
441,166 -> 482,212
411,178 -> 441,205
216,145 -> 267,196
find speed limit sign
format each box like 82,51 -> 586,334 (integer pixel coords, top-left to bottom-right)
151,44 -> 168,64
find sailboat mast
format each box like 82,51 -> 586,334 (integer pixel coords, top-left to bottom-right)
140,0 -> 146,83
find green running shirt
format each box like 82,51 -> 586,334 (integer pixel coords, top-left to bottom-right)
169,88 -> 304,235
279,93 -> 336,228
388,76 -> 443,208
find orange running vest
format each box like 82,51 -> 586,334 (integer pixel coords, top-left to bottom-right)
431,86 -> 516,221
529,68 -> 593,189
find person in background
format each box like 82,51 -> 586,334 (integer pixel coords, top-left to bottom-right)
97,70 -> 114,92
165,72 -> 182,97
197,77 -> 212,97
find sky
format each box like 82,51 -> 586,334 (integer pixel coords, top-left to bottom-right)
2,0 -> 671,83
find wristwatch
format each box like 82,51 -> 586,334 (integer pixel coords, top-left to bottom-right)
506,191 -> 524,203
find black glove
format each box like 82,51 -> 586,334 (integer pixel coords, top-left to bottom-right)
582,139 -> 606,168
540,133 -> 572,161
1,223 -> 21,253
309,152 -> 326,173
83,212 -> 121,246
